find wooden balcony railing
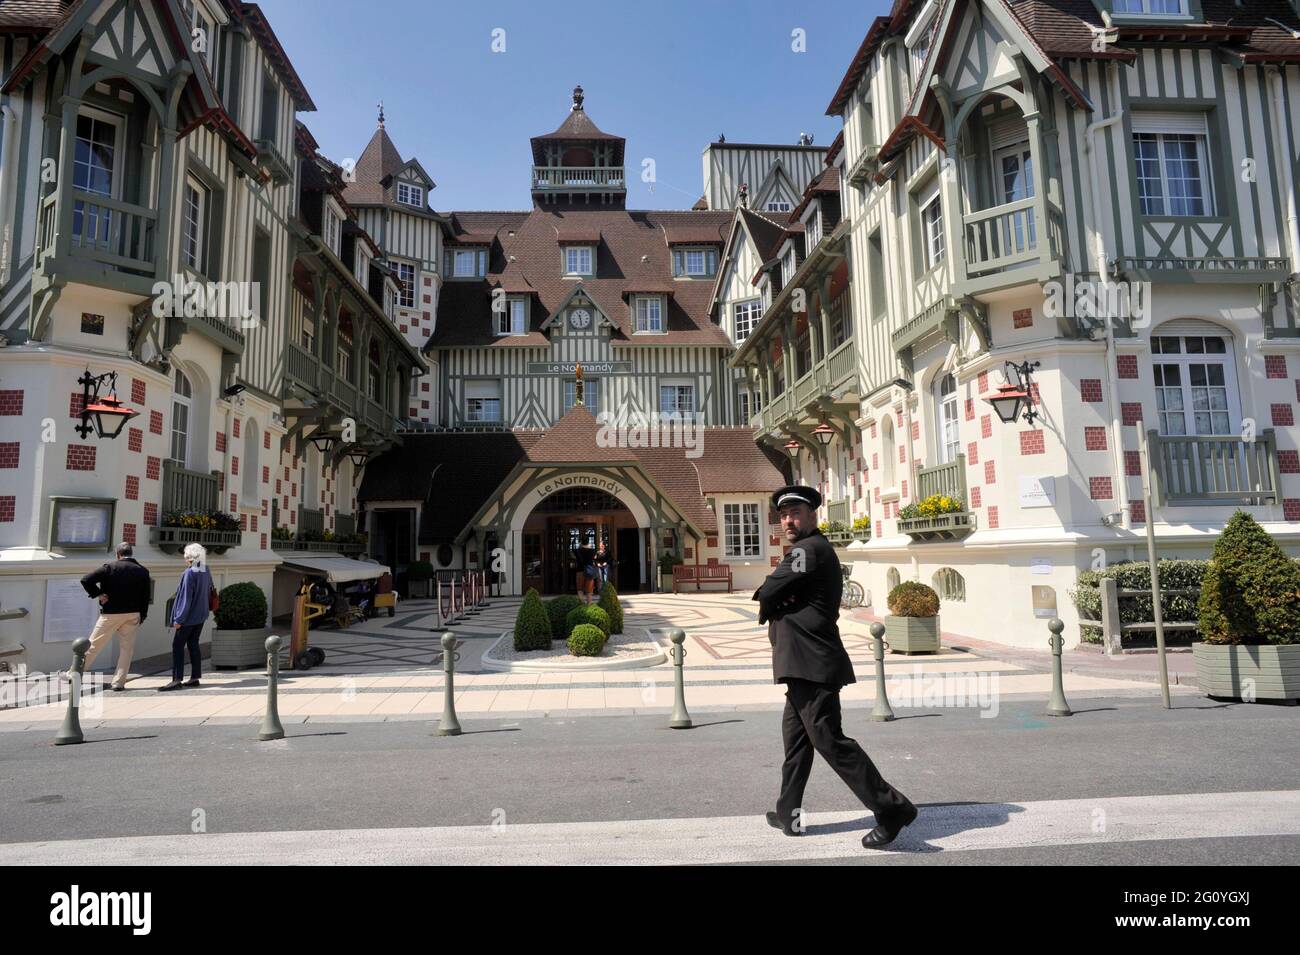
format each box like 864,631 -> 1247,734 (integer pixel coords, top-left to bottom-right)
298,506 -> 325,537
964,197 -> 1039,276
826,339 -> 856,389
916,455 -> 967,503
49,190 -> 159,276
826,499 -> 851,526
1148,430 -> 1280,506
335,512 -> 356,538
161,459 -> 220,515
532,166 -> 626,190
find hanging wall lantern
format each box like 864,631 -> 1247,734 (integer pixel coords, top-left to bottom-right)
75,369 -> 139,440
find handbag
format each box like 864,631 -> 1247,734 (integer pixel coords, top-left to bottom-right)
208,583 -> 220,613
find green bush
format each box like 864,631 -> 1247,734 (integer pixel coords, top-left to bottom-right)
546,595 -> 582,638
513,588 -> 552,651
597,582 -> 624,635
566,604 -> 610,638
1199,511 -> 1300,646
214,582 -> 267,630
567,624 -> 606,657
657,552 -> 683,575
406,560 -> 434,582
1070,559 -> 1209,644
887,581 -> 939,617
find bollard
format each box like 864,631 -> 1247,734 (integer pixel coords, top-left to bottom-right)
438,632 -> 463,736
1046,618 -> 1073,717
664,627 -> 692,729
259,635 -> 285,741
54,638 -> 91,746
869,623 -> 896,722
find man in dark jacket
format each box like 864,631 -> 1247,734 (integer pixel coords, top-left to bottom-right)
75,543 -> 152,691
754,485 -> 917,849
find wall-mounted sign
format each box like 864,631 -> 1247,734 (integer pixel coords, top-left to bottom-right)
43,578 -> 101,644
532,473 -> 622,499
49,498 -> 116,552
1030,558 -> 1053,576
1031,585 -> 1058,619
526,361 -> 632,376
1018,475 -> 1056,509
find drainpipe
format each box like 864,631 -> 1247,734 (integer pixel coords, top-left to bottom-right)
1268,69 -> 1300,280
1085,62 -> 1128,530
0,105 -> 18,284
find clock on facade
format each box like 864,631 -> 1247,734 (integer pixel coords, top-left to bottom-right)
569,308 -> 592,330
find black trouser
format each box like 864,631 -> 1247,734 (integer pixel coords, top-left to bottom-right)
172,624 -> 203,682
777,677 -> 912,825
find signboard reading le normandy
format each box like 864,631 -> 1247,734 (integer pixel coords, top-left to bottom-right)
526,361 -> 632,376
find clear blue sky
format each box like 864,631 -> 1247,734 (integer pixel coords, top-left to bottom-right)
257,0 -> 888,211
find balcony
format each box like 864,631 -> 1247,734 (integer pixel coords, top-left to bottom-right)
151,459 -> 241,554
897,456 -> 977,542
532,166 -> 626,193
1148,431 -> 1280,507
958,197 -> 1065,296
37,189 -> 160,296
298,506 -> 325,538
752,339 -> 860,434
285,342 -> 401,437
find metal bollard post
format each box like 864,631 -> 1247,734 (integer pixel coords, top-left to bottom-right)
54,638 -> 91,746
869,623 -> 896,722
259,635 -> 285,741
1046,618 -> 1073,717
664,627 -> 692,729
438,632 -> 463,736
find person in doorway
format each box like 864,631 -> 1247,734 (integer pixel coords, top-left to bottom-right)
161,543 -> 214,691
575,543 -> 596,604
753,484 -> 918,850
75,543 -> 152,691
594,545 -> 612,589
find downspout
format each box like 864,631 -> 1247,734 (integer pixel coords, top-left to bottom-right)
0,105 -> 18,284
1085,62 -> 1128,529
1268,69 -> 1300,279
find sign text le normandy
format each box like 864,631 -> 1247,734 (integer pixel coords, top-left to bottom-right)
526,361 -> 632,376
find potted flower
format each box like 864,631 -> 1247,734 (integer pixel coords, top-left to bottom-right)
211,581 -> 270,669
897,494 -> 974,542
407,559 -> 435,598
851,516 -> 871,541
658,552 -> 683,592
153,509 -> 242,555
1193,511 -> 1300,701
884,580 -> 941,654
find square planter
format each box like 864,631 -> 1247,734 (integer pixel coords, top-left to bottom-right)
211,628 -> 272,669
1192,642 -> 1300,702
885,615 -> 941,654
896,513 -> 976,543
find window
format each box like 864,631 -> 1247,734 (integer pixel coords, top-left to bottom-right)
396,182 -> 423,207
733,298 -> 761,342
672,247 -> 717,277
635,295 -> 664,333
782,249 -> 797,286
806,209 -> 822,248
337,334 -> 353,381
182,176 -> 207,272
920,191 -> 944,268
564,246 -> 593,275
868,230 -> 886,318
170,369 -> 193,467
933,568 -> 966,602
737,388 -> 751,423
563,378 -> 600,415
766,200 -> 792,213
1114,0 -> 1187,13
659,383 -> 695,416
242,424 -> 259,506
259,70 -> 278,144
72,109 -> 122,243
1133,116 -> 1212,216
192,6 -> 216,73
1151,333 -> 1237,435
368,359 -> 381,400
324,207 -> 340,255
465,379 -> 502,423
936,373 -> 959,464
496,298 -> 527,336
724,502 -> 762,557
886,567 -> 901,591
911,31 -> 930,89
881,415 -> 896,489
447,248 -> 484,278
396,262 -> 416,308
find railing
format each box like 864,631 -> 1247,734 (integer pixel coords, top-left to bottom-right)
891,298 -> 949,351
826,499 -> 850,526
532,166 -> 626,190
330,373 -> 358,409
916,455 -> 967,503
793,370 -> 820,407
45,190 -> 159,276
964,197 -> 1039,276
286,342 -> 319,389
1115,256 -> 1290,276
1148,430 -> 1280,506
161,459 -> 220,514
335,513 -> 356,538
298,506 -> 325,537
826,339 -> 856,389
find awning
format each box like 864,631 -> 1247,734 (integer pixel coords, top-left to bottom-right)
277,556 -> 390,584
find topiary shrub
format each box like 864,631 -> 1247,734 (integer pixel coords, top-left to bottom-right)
513,588 -> 553,651
887,581 -> 939,618
567,624 -> 606,657
406,560 -> 434,582
566,604 -> 610,637
597,582 -> 624,635
1070,559 -> 1209,644
1198,511 -> 1300,646
214,582 -> 267,630
546,595 -> 582,638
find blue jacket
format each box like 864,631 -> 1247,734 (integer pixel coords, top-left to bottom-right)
170,566 -> 213,627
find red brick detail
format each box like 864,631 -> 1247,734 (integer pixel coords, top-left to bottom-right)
69,392 -> 86,418
901,480 -> 908,500
978,371 -> 989,394
869,422 -> 877,439
143,502 -> 158,526
898,445 -> 906,463
276,479 -> 282,494
122,523 -> 136,546
0,390 -> 23,415
980,415 -> 992,439
261,499 -> 268,517
215,431 -> 227,453
967,442 -> 979,465
964,398 -> 975,421
126,427 -> 142,453
149,410 -> 163,434
771,556 -> 781,567
1012,308 -> 1033,329
1295,380 -> 1300,404
0,443 -> 18,469
230,493 -> 237,513
1284,499 -> 1300,522
291,483 -> 297,496
410,407 -> 418,416
1130,500 -> 1146,524
1080,379 -> 1103,403
264,431 -> 272,450
911,421 -> 920,441
872,452 -> 878,470
986,506 -> 999,529
262,465 -> 269,484
1020,431 -> 1045,455
1121,402 -> 1144,427
1265,355 -> 1288,379
1029,382 -> 1042,405
706,556 -> 719,567
146,456 -> 161,481
1116,355 -> 1139,379
984,460 -> 996,484
130,378 -> 146,405
970,487 -> 982,508
124,475 -> 139,500
231,456 -> 239,476
769,535 -> 780,546
261,533 -> 267,550
1279,450 -> 1300,474
251,515 -> 258,532
232,418 -> 241,438
218,472 -> 224,491
1272,403 -> 1294,427
421,400 -> 429,409
0,496 -> 14,522
240,513 -> 248,531
874,487 -> 880,502
1084,426 -> 1108,451
422,382 -> 430,392
895,409 -> 903,426
290,510 -> 296,525
1125,451 -> 1141,476
1089,477 -> 1113,500
66,445 -> 96,471
706,536 -> 718,548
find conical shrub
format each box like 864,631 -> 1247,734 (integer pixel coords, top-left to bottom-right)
514,588 -> 553,651
598,582 -> 624,634
1198,511 -> 1300,645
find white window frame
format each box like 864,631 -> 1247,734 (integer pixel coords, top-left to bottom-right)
336,333 -> 353,382
672,247 -> 717,277
182,175 -> 207,273
723,502 -> 762,558
464,379 -> 503,423
450,248 -> 483,279
634,295 -> 664,334
324,203 -> 342,256
737,388 -> 751,423
659,382 -> 695,416
395,261 -> 416,308
919,189 -> 945,269
733,298 -> 761,342
782,248 -> 796,286
1131,113 -> 1213,217
1150,332 -> 1241,437
396,181 -> 423,208
170,368 -> 193,468
563,378 -> 600,415
935,373 -> 960,464
881,414 -> 897,490
765,200 -> 792,213
496,297 -> 527,336
564,246 -> 594,276
1113,0 -> 1189,16
805,208 -> 823,248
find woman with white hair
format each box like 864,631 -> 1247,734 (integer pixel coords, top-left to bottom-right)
160,543 -> 214,691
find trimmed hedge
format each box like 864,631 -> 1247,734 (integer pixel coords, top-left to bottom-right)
546,595 -> 583,638
514,588 -> 553,651
214,582 -> 267,630
566,604 -> 610,638
1199,511 -> 1300,646
1070,559 -> 1208,644
598,582 -> 624,635
887,581 -> 939,618
567,624 -> 606,657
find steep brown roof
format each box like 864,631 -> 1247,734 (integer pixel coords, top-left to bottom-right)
525,406 -> 634,464
693,430 -> 790,493
343,122 -> 437,212
737,208 -> 791,265
662,222 -> 729,245
0,0 -> 73,31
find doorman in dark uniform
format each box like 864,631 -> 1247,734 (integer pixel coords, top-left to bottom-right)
754,484 -> 918,849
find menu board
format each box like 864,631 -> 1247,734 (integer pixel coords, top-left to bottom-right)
56,504 -> 111,546
43,578 -> 101,644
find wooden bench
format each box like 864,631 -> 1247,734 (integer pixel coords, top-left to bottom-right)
672,563 -> 733,593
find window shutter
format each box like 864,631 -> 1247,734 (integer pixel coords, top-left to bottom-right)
1131,111 -> 1208,135
465,379 -> 500,400
988,120 -> 1029,151
1153,318 -> 1227,337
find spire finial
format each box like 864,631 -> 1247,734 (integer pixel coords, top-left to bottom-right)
377,100 -> 385,128
572,85 -> 584,112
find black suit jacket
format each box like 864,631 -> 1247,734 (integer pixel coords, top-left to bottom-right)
752,531 -> 853,687
80,558 -> 151,622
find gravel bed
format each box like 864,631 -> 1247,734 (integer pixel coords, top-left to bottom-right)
483,629 -> 666,670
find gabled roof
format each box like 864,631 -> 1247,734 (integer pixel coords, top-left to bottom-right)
238,3 -> 315,110
525,406 -> 634,464
343,122 -> 438,213
0,0 -> 74,32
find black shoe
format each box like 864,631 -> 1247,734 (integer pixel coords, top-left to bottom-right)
766,811 -> 802,837
183,679 -> 201,687
862,802 -> 918,849
157,681 -> 182,692
111,685 -> 125,692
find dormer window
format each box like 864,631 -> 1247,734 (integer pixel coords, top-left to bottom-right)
496,297 -> 528,336
782,249 -> 796,286
806,209 -> 823,248
191,3 -> 217,74
323,201 -> 342,256
672,247 -> 718,277
564,246 -> 594,276
1113,0 -> 1188,15
766,200 -> 792,213
444,247 -> 487,279
634,295 -> 664,333
395,261 -> 416,308
396,182 -> 423,208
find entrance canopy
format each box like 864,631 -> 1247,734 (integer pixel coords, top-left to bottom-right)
278,557 -> 390,584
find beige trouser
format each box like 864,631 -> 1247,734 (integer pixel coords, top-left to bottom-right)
78,612 -> 141,688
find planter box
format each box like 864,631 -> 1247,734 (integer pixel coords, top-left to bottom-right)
885,615 -> 941,654
896,512 -> 976,543
211,627 -> 272,669
824,531 -> 854,547
152,526 -> 242,555
1192,642 -> 1300,702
